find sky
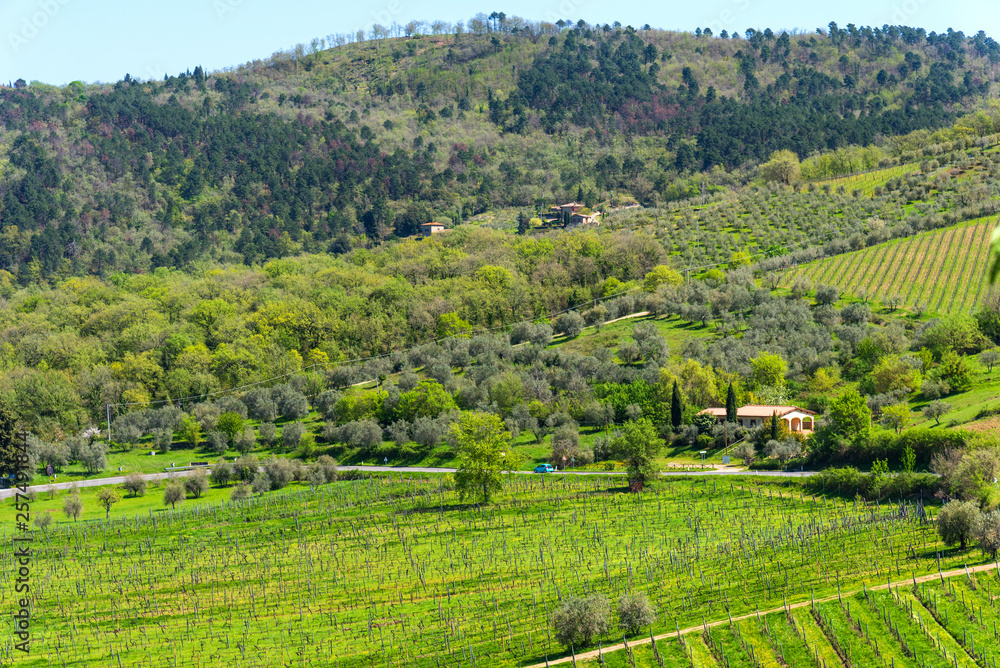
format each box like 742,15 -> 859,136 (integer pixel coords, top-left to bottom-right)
2,0 -> 999,86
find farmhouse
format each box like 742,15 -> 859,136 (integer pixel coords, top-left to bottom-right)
698,405 -> 816,434
420,222 -> 445,236
548,202 -> 585,216
568,211 -> 600,226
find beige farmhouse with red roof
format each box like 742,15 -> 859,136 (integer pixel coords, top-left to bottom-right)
698,405 -> 817,434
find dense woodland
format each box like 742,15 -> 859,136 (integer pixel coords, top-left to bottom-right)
2,19 -> 1000,281
4,18 -> 1000,501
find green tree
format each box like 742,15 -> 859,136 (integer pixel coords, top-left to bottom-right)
751,352 -> 787,389
63,493 -> 82,521
923,400 -> 951,425
617,591 -> 656,635
642,265 -> 683,292
395,380 -> 458,421
179,415 -> 200,446
828,388 -> 872,439
976,510 -> 1000,558
936,351 -> 974,393
122,472 -> 147,497
880,404 -> 911,435
758,149 -> 801,184
937,500 -> 982,550
164,481 -> 186,509
553,594 -> 611,649
436,312 -> 471,339
0,399 -> 20,476
95,487 -> 122,519
616,418 -> 664,490
725,383 -> 738,424
216,411 -> 244,441
451,411 -> 516,503
184,469 -> 209,498
211,458 -> 234,486
733,441 -> 756,466
670,380 -> 683,432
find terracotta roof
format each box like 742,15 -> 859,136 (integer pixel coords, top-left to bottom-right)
421,222 -> 444,227
698,405 -> 816,418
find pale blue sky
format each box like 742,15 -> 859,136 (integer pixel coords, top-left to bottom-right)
2,0 -> 998,85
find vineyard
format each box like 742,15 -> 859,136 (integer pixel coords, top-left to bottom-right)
0,473 -> 990,667
782,217 -> 996,315
568,575 -> 1000,667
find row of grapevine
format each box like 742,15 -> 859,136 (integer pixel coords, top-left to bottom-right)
783,217 -> 996,315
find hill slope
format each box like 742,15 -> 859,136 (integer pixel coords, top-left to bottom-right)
1,20 -> 998,281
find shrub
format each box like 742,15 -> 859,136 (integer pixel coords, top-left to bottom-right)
617,591 -> 656,635
552,594 -> 611,649
230,483 -> 252,501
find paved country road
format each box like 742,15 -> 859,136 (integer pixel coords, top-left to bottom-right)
0,465 -> 815,500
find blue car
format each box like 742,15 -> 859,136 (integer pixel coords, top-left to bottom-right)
534,464 -> 555,473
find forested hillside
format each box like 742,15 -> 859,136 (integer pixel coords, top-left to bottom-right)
1,18 -> 999,281
5,16 -> 1000,479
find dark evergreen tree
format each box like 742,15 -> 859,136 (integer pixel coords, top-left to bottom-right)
726,383 -> 738,424
770,410 -> 779,441
0,400 -> 21,476
670,380 -> 683,432
517,211 -> 529,235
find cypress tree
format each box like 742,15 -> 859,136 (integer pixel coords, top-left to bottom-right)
725,383 -> 738,424
671,380 -> 683,432
0,399 -> 21,476
770,410 -> 779,441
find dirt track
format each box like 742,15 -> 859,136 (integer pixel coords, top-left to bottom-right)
526,561 -> 1000,667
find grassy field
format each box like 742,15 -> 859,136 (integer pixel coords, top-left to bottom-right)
2,472 -> 992,667
782,217 -> 996,315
